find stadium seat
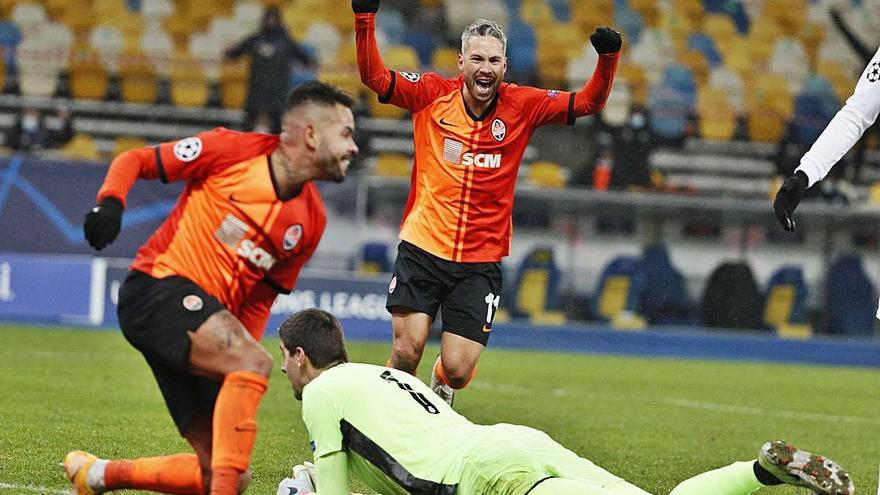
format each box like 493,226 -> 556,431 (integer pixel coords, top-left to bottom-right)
405,30 -> 439,67
746,75 -> 792,143
571,0 -> 614,34
639,245 -> 693,325
11,2 -> 47,37
374,153 -> 411,178
592,256 -> 647,327
629,28 -> 676,84
169,55 -> 209,108
696,87 -> 736,141
825,255 -> 876,337
141,0 -> 174,22
600,79 -> 632,127
506,20 -> 537,79
629,0 -> 660,27
220,59 -> 249,110
614,7 -> 644,45
687,32 -> 722,67
353,242 -> 391,274
511,246 -> 565,324
616,62 -> 649,105
535,22 -> 582,88
139,24 -> 174,74
762,266 -> 808,328
0,22 -> 22,64
519,0 -> 556,28
708,66 -> 745,114
89,25 -> 124,72
791,76 -> 839,145
62,133 -> 101,161
648,84 -> 691,140
383,45 -> 421,72
305,22 -> 342,64
113,136 -> 149,156
431,47 -> 459,77
527,161 -> 567,188
233,1 -> 264,33
189,32 -> 225,82
565,41 -> 599,89
69,48 -> 110,100
701,261 -> 764,330
769,37 -> 809,93
119,48 -> 159,103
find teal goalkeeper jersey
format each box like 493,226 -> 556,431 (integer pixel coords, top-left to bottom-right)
303,363 -> 557,495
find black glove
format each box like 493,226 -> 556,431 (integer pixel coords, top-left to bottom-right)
590,27 -> 622,54
773,171 -> 808,232
352,0 -> 379,13
84,196 -> 124,251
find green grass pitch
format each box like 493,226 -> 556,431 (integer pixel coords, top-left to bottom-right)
1,324 -> 878,495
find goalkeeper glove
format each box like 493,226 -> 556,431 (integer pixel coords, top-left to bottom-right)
83,196 -> 124,251
352,0 -> 379,13
277,463 -> 317,495
590,27 -> 622,54
773,171 -> 808,232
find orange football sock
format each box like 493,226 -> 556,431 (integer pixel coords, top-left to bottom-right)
210,370 -> 268,495
433,356 -> 478,389
104,454 -> 203,494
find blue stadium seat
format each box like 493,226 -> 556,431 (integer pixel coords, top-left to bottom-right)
826,255 -> 876,336
377,9 -> 407,45
591,255 -> 646,322
639,245 -> 694,325
547,0 -> 571,21
687,33 -> 722,67
615,8 -> 644,45
352,242 -> 391,274
506,21 -> 537,76
648,85 -> 691,139
0,22 -> 22,65
511,246 -> 562,319
792,77 -> 839,145
404,30 -> 440,67
662,65 -> 697,106
763,266 -> 808,328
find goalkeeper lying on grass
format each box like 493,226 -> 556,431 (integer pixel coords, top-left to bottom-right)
277,309 -> 854,495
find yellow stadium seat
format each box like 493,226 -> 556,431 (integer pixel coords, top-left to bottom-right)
164,12 -> 194,48
113,136 -> 149,156
62,133 -> 101,161
674,0 -> 704,25
119,49 -> 159,103
697,87 -> 736,141
679,50 -> 709,86
374,153 -> 411,178
598,275 -> 630,320
384,45 -> 420,72
536,22 -> 582,88
170,56 -> 210,108
319,70 -> 363,100
61,6 -> 96,39
528,161 -> 566,188
220,59 -> 249,110
431,47 -> 459,77
572,0 -> 614,36
703,14 -> 736,39
763,284 -> 795,328
629,0 -> 660,27
369,97 -> 407,119
516,270 -> 549,315
69,49 -> 109,100
617,62 -> 648,105
519,0 -> 555,27
746,75 -> 792,143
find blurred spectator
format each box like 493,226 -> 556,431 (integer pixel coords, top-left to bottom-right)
575,107 -> 655,190
225,7 -> 316,133
6,106 -> 73,153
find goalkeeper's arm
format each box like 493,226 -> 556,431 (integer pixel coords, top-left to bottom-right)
315,451 -> 352,495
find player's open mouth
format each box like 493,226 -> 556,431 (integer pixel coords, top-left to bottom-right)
475,77 -> 493,91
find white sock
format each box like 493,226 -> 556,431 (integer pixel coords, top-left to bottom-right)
87,459 -> 108,492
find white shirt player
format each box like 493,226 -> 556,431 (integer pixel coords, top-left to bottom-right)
796,45 -> 880,187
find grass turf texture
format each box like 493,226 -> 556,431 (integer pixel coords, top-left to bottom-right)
0,325 -> 878,495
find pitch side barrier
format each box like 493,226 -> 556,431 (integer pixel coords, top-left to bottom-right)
1,253 -> 878,368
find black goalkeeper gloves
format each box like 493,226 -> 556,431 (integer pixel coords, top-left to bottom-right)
84,196 -> 124,251
773,171 -> 808,232
352,0 -> 380,13
590,27 -> 622,54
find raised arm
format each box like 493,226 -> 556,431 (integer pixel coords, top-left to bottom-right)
572,27 -> 621,117
353,0 -> 392,97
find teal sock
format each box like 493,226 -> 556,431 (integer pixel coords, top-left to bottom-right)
668,460 -> 764,495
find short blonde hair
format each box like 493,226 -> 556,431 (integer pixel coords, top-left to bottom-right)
461,19 -> 507,54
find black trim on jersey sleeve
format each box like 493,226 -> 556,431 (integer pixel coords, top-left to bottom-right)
379,71 -> 396,104
263,276 -> 291,295
525,476 -> 555,494
340,420 -> 457,495
566,93 -> 576,126
154,146 -> 168,183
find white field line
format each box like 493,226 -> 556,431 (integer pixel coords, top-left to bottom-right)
471,381 -> 880,426
0,482 -> 68,494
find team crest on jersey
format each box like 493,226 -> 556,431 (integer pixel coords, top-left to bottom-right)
867,62 -> 880,83
282,224 -> 303,251
182,295 -> 203,311
173,137 -> 203,162
400,71 -> 421,82
547,89 -> 560,99
491,118 -> 506,142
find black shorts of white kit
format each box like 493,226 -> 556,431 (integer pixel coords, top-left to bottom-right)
385,241 -> 502,345
117,270 -> 226,434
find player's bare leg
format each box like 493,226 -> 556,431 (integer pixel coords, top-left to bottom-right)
431,332 -> 483,405
388,308 -> 431,374
188,310 -> 272,495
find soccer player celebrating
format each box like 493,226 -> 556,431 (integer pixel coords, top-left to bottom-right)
353,0 -> 622,404
277,308 -> 854,495
774,45 -> 880,231
64,81 -> 359,495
